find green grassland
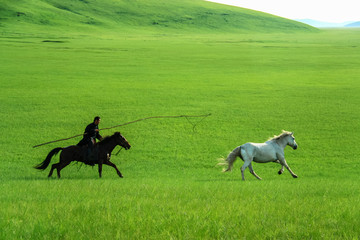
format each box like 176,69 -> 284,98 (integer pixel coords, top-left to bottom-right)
1,0 -> 360,239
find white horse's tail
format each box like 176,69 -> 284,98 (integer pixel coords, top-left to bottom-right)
218,146 -> 242,172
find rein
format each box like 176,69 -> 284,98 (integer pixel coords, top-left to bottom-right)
115,147 -> 123,156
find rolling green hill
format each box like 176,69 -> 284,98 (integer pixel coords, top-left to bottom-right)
0,0 -> 317,36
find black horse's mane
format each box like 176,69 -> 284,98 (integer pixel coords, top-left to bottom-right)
98,132 -> 120,145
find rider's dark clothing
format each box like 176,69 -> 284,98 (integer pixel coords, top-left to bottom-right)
77,122 -> 102,165
77,122 -> 102,147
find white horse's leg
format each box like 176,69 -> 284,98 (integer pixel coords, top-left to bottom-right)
278,165 -> 284,175
240,159 -> 252,181
279,158 -> 298,178
249,163 -> 262,180
273,160 -> 284,175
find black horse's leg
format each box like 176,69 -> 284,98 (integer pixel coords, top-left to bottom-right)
97,154 -> 106,178
98,163 -> 103,178
56,165 -> 61,178
48,163 -> 58,178
48,152 -> 64,178
56,162 -> 71,178
55,155 -> 72,178
48,162 -> 69,178
104,160 -> 123,178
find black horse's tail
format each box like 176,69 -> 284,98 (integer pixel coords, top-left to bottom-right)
34,147 -> 63,170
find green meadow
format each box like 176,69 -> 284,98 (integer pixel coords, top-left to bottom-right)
1,0 -> 360,239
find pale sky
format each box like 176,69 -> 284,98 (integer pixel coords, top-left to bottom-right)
206,0 -> 360,23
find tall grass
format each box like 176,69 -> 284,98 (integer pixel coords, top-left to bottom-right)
1,178 -> 360,239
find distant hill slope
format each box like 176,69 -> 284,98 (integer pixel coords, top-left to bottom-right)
345,21 -> 360,27
0,0 -> 317,35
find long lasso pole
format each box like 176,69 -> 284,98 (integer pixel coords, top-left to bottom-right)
32,113 -> 211,148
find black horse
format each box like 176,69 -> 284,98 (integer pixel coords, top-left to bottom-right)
35,132 -> 131,178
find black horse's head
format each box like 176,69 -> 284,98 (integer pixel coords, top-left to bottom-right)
114,132 -> 131,150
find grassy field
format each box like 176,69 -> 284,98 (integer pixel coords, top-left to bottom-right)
1,0 -> 360,239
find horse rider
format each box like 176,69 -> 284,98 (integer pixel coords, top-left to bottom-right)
77,116 -> 103,164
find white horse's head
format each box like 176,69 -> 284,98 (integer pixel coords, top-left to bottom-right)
271,130 -> 298,150
286,132 -> 298,150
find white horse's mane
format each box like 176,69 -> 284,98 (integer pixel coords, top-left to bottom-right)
269,130 -> 293,141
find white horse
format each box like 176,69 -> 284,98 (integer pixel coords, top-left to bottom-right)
220,130 -> 298,180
